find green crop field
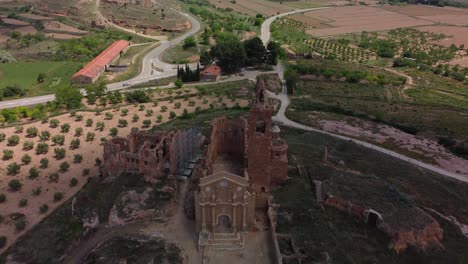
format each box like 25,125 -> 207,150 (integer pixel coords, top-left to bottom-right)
0,61 -> 83,98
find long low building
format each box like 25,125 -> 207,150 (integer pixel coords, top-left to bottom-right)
72,40 -> 130,84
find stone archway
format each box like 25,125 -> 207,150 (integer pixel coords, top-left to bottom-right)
217,214 -> 232,233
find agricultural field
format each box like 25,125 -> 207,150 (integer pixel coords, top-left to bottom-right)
303,6 -> 433,37
0,80 -> 254,253
275,127 -> 468,263
285,59 -> 468,170
0,61 -> 83,98
99,1 -> 189,36
272,18 -> 372,61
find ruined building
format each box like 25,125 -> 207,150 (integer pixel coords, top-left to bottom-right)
102,129 -> 201,182
101,79 -> 288,249
193,80 -> 288,245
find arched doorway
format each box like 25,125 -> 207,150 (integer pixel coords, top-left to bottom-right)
367,212 -> 379,227
217,214 -> 232,233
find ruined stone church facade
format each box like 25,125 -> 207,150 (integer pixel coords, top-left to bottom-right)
193,80 -> 288,234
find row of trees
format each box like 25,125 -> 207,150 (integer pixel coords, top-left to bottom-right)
176,64 -> 201,82
205,33 -> 281,73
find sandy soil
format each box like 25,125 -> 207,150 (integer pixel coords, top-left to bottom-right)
309,114 -> 468,176
241,31 -> 257,41
383,5 -> 468,26
0,93 -> 249,253
0,18 -> 30,26
43,21 -> 88,35
305,6 -> 433,37
418,25 -> 468,47
17,13 -> 54,21
45,33 -> 82,39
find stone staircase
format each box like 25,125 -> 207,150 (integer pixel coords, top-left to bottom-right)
199,232 -> 244,251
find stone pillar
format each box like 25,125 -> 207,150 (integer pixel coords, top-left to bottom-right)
242,203 -> 247,231
212,205 -> 216,232
233,205 -> 237,232
202,205 -> 206,231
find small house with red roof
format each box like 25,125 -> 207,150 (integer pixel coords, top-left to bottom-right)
72,40 -> 130,84
200,64 -> 221,82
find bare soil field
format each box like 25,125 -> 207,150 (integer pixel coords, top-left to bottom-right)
304,6 -> 433,37
209,0 -> 293,16
0,91 -> 249,253
0,18 -> 30,26
418,25 -> 468,47
17,13 -> 54,21
382,5 -> 468,26
45,33 -> 82,40
43,21 -> 88,35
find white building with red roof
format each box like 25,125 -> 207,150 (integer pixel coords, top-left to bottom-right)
72,40 -> 130,84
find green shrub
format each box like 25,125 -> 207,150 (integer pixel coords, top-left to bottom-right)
73,154 -> 83,163
40,157 -> 49,168
36,142 -> 49,154
52,134 -> 65,146
96,121 -> 105,131
69,177 -> 78,187
60,123 -> 70,133
169,111 -> 177,119
53,192 -> 64,202
26,126 -> 38,137
0,193 -> 6,203
48,173 -> 59,183
7,135 -> 20,146
29,167 -> 39,179
86,118 -> 93,127
21,154 -> 32,164
83,168 -> 90,176
39,204 -> 49,213
49,118 -> 60,128
54,147 -> 66,159
39,130 -> 51,141
75,127 -> 83,137
59,162 -> 70,172
110,127 -> 118,136
70,138 -> 80,149
23,140 -> 34,151
7,162 -> 20,175
18,198 -> 28,207
8,179 -> 22,191
3,149 -> 14,160
15,218 -> 26,231
86,132 -> 96,142
118,119 -> 128,127
15,125 -> 24,133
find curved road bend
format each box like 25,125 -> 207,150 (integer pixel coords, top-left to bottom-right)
0,6 -> 201,110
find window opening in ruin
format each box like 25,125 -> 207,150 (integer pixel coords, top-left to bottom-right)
217,215 -> 232,233
367,212 -> 379,227
258,89 -> 264,102
256,120 -> 266,133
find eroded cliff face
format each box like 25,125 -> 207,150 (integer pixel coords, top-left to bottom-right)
392,221 -> 444,253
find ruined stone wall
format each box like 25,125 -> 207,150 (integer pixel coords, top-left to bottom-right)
323,195 -> 444,253
204,117 -> 247,176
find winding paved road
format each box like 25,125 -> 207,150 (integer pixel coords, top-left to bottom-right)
259,8 -> 467,183
0,5 -> 201,110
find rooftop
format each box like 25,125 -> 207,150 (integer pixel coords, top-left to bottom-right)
72,40 -> 130,79
201,65 -> 221,76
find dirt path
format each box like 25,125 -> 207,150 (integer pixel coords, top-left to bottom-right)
380,66 -> 414,100
61,181 -> 202,263
267,62 -> 468,183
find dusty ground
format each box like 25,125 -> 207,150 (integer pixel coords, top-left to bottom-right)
304,6 -> 433,37
303,112 -> 468,176
0,92 -> 249,253
382,5 -> 468,26
418,25 -> 468,47
43,21 -> 88,35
